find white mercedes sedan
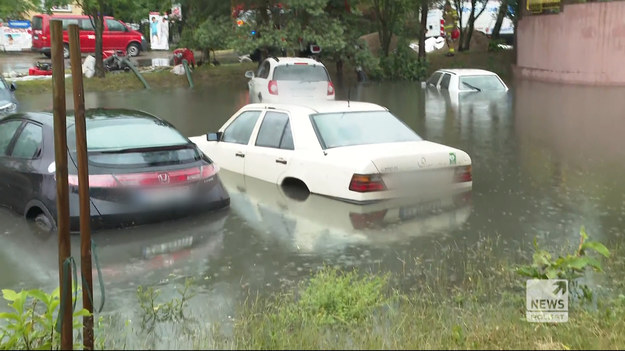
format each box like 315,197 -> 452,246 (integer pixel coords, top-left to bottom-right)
190,101 -> 472,203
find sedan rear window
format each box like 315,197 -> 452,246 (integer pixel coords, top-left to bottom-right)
311,111 -> 421,149
67,118 -> 199,167
273,65 -> 329,82
459,75 -> 506,91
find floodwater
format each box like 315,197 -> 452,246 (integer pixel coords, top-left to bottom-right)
2,74 -> 625,346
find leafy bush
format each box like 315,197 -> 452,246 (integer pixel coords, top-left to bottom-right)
488,39 -> 506,52
0,287 -> 90,350
516,226 -> 610,302
379,37 -> 428,81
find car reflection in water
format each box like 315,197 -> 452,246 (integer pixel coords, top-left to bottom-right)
0,207 -> 228,291
221,170 -> 473,254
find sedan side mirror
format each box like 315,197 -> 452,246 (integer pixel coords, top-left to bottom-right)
10,83 -> 16,91
207,131 -> 222,142
244,70 -> 254,79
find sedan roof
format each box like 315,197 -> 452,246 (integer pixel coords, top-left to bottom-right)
243,100 -> 388,115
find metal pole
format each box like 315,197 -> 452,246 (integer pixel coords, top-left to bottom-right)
69,24 -> 94,351
51,19 -> 72,351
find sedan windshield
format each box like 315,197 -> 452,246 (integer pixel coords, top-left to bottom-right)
311,111 -> 422,149
458,75 -> 506,91
273,65 -> 329,82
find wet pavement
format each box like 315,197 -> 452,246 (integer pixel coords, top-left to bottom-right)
1,66 -> 624,344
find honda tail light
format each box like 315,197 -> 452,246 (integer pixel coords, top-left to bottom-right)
454,165 -> 472,183
327,81 -> 335,96
67,165 -> 218,188
349,174 -> 387,192
268,80 -> 279,95
68,174 -> 118,188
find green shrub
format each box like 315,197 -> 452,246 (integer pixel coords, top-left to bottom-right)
516,226 -> 610,302
0,287 -> 90,350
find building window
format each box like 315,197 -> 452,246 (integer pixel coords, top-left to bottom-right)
51,4 -> 72,12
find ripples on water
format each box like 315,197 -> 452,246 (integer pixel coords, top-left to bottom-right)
3,78 -> 625,345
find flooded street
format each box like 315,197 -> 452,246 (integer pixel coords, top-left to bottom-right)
2,76 -> 625,346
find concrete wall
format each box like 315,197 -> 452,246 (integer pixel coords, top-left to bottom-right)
516,1 -> 625,86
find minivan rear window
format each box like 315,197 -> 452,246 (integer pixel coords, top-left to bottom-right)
273,65 -> 329,82
32,16 -> 43,30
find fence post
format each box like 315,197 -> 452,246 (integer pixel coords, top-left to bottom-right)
51,19 -> 72,351
68,24 -> 94,350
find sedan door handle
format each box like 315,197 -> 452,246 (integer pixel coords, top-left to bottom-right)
275,158 -> 287,165
235,152 -> 245,158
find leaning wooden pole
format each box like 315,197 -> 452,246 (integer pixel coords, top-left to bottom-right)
69,24 -> 94,350
51,19 -> 73,350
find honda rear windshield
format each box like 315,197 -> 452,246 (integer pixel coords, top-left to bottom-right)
310,111 -> 422,149
67,117 -> 201,167
272,65 -> 329,82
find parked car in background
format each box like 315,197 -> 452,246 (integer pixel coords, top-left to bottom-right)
31,14 -> 147,58
190,101 -> 472,204
244,57 -> 335,103
425,68 -> 510,110
0,109 -> 230,232
0,77 -> 17,117
426,68 -> 508,93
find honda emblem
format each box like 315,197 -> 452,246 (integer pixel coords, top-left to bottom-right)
158,173 -> 170,184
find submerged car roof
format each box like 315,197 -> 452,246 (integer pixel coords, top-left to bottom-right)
243,101 -> 388,115
436,68 -> 499,76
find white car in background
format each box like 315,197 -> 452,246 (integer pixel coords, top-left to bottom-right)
244,57 -> 335,103
190,101 -> 472,204
426,68 -> 508,93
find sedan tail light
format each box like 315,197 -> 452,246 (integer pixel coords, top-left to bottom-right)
327,81 -> 335,96
268,80 -> 279,95
454,165 -> 472,183
349,174 -> 386,192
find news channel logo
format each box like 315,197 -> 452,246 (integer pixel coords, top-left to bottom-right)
526,279 -> 568,323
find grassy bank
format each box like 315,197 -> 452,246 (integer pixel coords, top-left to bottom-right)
13,62 -> 257,97
13,49 -> 515,97
88,232 -> 625,350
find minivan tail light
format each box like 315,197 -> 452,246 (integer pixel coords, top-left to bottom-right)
327,81 -> 335,96
349,174 -> 386,192
454,165 -> 472,183
268,80 -> 278,95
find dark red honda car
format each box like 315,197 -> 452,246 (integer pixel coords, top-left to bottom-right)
0,109 -> 229,232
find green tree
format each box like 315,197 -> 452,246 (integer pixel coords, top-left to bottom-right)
369,0 -> 408,57
0,0 -> 38,19
453,0 -> 488,51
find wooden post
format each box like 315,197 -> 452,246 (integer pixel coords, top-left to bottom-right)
51,19 -> 72,351
68,24 -> 94,350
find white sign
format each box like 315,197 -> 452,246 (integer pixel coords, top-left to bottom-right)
0,26 -> 32,51
148,12 -> 169,50
526,279 -> 568,323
